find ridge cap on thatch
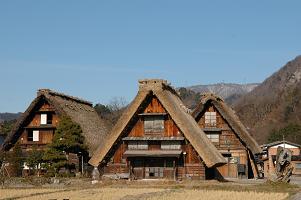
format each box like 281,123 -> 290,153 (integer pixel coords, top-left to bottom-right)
192,92 -> 262,155
89,79 -> 226,168
37,89 -> 92,106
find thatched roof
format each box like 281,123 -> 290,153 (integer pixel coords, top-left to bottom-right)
1,89 -> 110,155
192,93 -> 262,155
89,79 -> 226,168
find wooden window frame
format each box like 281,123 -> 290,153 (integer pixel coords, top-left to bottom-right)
205,112 -> 217,127
144,116 -> 165,135
206,133 -> 220,143
128,141 -> 148,150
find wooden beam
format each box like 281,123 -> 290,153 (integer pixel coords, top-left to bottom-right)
247,150 -> 258,179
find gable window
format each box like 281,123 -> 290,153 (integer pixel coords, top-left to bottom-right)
205,112 -> 217,127
40,113 -> 52,125
206,133 -> 219,143
41,114 -> 47,125
28,130 -> 39,142
128,141 -> 148,150
144,116 -> 164,134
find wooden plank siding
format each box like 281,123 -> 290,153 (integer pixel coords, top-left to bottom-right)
104,96 -> 206,180
196,105 -> 249,179
16,101 -> 58,149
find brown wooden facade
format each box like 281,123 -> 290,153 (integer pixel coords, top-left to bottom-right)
17,101 -> 58,150
195,104 -> 253,179
103,96 -> 206,180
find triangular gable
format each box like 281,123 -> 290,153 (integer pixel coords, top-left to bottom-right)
1,89 -> 109,155
1,94 -> 60,151
89,80 -> 226,167
192,93 -> 262,155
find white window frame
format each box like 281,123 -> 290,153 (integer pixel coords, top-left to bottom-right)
41,114 -> 47,125
205,112 -> 217,127
33,130 -> 39,142
206,133 -> 219,143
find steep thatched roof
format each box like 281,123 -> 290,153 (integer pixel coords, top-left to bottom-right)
1,89 -> 110,155
192,93 -> 262,155
89,79 -> 226,168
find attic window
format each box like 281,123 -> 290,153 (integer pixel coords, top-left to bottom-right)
205,112 -> 217,127
40,113 -> 52,125
28,130 -> 39,142
144,116 -> 164,134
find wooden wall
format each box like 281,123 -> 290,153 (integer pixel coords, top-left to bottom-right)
17,101 -> 59,149
196,104 -> 249,178
105,95 -> 205,179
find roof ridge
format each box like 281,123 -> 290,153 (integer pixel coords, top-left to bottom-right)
200,93 -> 224,103
37,89 -> 92,106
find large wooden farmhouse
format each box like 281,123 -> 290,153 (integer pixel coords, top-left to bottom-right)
89,79 -> 226,180
192,93 -> 262,179
1,89 -> 109,174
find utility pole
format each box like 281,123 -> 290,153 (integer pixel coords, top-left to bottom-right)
79,152 -> 84,175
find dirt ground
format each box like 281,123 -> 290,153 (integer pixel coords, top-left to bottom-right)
0,178 -> 300,200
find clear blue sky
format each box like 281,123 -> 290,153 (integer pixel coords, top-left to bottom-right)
0,0 -> 300,112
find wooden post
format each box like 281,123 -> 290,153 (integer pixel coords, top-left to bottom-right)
247,150 -> 258,179
128,160 -> 131,180
173,160 -> 176,181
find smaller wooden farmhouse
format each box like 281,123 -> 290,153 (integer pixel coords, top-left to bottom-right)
0,89 -> 109,175
89,79 -> 226,180
192,93 -> 262,179
261,141 -> 301,177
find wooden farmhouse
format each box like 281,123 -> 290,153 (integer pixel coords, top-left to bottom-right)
192,93 -> 262,179
89,79 -> 226,180
0,89 -> 109,175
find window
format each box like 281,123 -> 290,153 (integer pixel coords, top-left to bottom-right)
33,130 -> 39,141
205,112 -> 217,127
41,113 -> 52,125
206,133 -> 219,143
229,156 -> 240,164
47,114 -> 52,124
296,163 -> 301,169
41,114 -> 47,125
144,116 -> 164,134
128,141 -> 148,150
161,141 -> 181,150
28,130 -> 39,142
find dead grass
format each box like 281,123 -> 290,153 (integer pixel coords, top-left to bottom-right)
0,187 -> 290,200
0,179 -> 299,200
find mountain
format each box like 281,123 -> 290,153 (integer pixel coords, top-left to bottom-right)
187,83 -> 259,105
178,83 -> 259,109
0,112 -> 21,123
234,56 -> 301,144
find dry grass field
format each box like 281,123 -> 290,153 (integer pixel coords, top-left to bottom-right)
0,178 -> 299,200
0,187 -> 289,200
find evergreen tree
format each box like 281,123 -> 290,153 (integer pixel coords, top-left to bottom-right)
268,123 -> 301,144
26,145 -> 44,176
43,116 -> 87,175
7,142 -> 24,176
